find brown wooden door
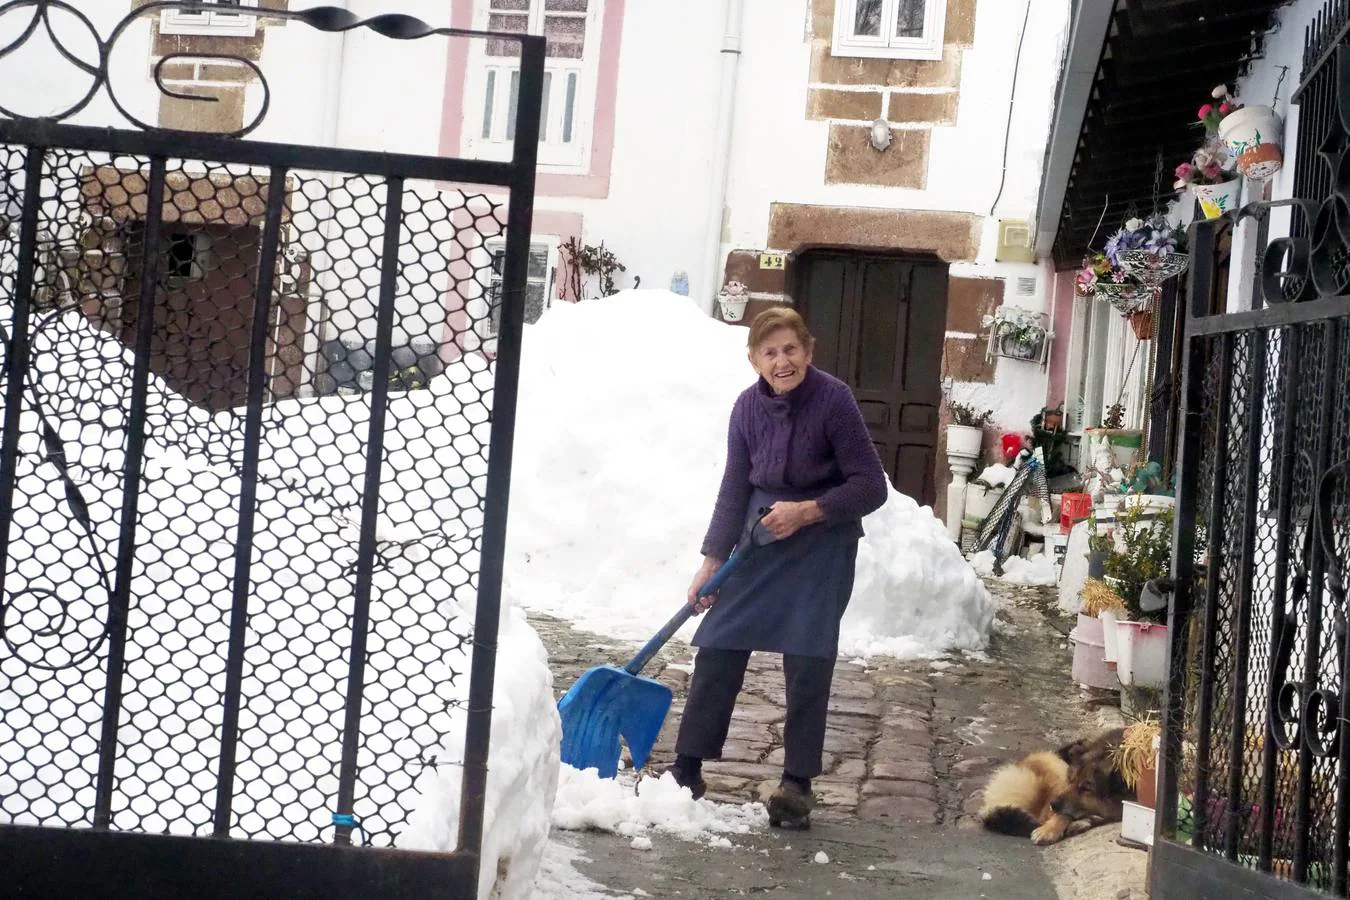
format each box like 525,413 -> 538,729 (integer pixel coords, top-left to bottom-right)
799,252 -> 947,506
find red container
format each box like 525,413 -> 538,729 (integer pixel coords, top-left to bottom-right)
1000,433 -> 1024,461
1060,492 -> 1092,532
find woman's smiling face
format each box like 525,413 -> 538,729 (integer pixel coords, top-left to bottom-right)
750,326 -> 813,394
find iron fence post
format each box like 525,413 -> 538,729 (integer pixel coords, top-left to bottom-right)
456,32 -> 544,866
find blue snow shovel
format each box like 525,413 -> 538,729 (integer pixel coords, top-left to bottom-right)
557,513 -> 773,779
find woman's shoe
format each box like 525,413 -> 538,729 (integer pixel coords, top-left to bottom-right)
767,779 -> 815,830
662,764 -> 707,801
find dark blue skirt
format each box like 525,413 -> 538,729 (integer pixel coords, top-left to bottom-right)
691,488 -> 860,659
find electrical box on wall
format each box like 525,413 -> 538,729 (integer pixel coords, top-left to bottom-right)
995,219 -> 1035,263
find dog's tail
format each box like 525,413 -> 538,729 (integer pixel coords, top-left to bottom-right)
981,805 -> 1040,837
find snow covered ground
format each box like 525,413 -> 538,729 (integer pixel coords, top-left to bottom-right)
504,290 -> 997,661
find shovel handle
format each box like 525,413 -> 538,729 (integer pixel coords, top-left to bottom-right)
623,541 -> 753,677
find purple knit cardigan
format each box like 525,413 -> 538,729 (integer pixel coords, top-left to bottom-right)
701,365 -> 889,559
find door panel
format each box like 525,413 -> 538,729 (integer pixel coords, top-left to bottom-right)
799,251 -> 948,506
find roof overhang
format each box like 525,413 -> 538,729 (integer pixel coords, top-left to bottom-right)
1037,0 -> 1292,269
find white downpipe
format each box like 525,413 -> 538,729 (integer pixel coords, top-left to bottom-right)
306,0 -> 351,394
698,0 -> 745,315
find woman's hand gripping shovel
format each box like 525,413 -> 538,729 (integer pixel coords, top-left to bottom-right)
557,512 -> 775,778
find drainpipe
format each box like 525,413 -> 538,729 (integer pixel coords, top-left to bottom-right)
308,0 -> 350,393
698,0 -> 745,315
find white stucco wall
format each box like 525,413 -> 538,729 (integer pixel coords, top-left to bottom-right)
0,0 -> 1071,432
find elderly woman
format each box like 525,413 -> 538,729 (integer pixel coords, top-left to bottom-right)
667,307 -> 888,830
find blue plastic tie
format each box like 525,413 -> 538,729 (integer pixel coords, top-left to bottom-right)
332,812 -> 367,846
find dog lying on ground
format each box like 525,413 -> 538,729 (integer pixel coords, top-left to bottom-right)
978,727 -> 1130,845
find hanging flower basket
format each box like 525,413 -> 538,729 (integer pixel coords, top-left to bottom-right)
1117,249 -> 1190,286
998,329 -> 1043,361
1095,282 -> 1152,315
1218,105 -> 1284,181
982,306 -> 1050,364
1192,179 -> 1242,219
717,280 -> 749,322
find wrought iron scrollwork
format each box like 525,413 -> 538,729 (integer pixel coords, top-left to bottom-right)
1269,457 -> 1350,759
0,0 -> 520,137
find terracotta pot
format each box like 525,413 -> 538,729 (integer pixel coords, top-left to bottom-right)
1128,310 -> 1154,340
1218,105 -> 1284,180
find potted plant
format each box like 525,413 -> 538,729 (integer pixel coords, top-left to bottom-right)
1087,402 -> 1143,469
1175,140 -> 1240,220
983,306 -> 1048,362
1106,502 -> 1175,689
1114,717 -> 1162,809
716,279 -> 749,321
1108,215 -> 1190,287
1075,576 -> 1127,688
1209,84 -> 1284,181
947,401 -> 993,462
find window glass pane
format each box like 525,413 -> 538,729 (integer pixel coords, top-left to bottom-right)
481,70 -> 496,140
895,0 -> 925,38
487,10 -> 528,56
853,0 -> 883,37
491,0 -> 530,9
544,14 -> 586,59
524,282 -> 547,324
545,0 -> 588,11
506,70 -> 520,141
562,71 -> 577,143
527,247 -> 549,280
539,71 -> 551,142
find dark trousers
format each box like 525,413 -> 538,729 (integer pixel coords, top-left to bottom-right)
674,647 -> 836,780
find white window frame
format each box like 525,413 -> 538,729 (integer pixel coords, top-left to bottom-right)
463,0 -> 604,172
160,0 -> 258,38
832,0 -> 946,61
477,237 -> 559,342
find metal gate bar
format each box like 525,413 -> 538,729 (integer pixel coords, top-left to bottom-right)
0,4 -> 545,897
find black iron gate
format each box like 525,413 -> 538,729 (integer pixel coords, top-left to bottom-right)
1153,14 -> 1350,898
0,4 -> 542,897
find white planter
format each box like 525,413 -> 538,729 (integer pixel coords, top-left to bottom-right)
1218,105 -> 1284,181
961,481 -> 998,531
1121,800 -> 1155,846
1100,610 -> 1120,664
1192,179 -> 1242,220
1070,614 -> 1116,690
1117,621 -> 1168,688
947,424 -> 984,460
718,297 -> 748,322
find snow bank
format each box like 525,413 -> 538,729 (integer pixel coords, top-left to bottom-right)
506,290 -> 996,659
552,764 -> 765,845
971,550 -> 1059,586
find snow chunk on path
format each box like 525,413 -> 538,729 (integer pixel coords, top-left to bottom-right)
506,290 -> 996,660
971,549 -> 1059,586
552,764 -> 766,846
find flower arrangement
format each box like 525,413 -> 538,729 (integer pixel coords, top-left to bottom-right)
982,306 -> 1047,360
1174,141 -> 1233,190
1076,251 -> 1126,297
1105,214 -> 1186,263
1198,84 -> 1242,134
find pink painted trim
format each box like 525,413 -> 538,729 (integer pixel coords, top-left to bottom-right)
1046,270 -> 1074,408
438,0 -> 623,200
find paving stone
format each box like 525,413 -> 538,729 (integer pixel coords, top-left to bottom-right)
717,740 -> 770,763
730,703 -> 786,725
829,757 -> 867,780
870,737 -> 932,760
762,747 -> 839,772
869,760 -> 937,784
862,778 -> 939,803
813,780 -> 861,807
725,722 -> 776,744
703,773 -> 750,794
828,696 -> 884,717
951,756 -> 1003,778
822,729 -> 869,755
858,795 -> 939,824
829,679 -> 877,701
703,761 -> 784,782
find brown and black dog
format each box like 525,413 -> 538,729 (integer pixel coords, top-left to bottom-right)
978,727 -> 1131,845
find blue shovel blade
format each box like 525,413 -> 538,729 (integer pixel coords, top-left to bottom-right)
557,664 -> 674,779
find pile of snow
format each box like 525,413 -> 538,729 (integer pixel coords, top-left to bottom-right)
971,549 -> 1059,586
0,306 -> 559,900
534,839 -> 638,900
974,464 -> 1017,487
552,764 -> 765,846
505,290 -> 996,660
